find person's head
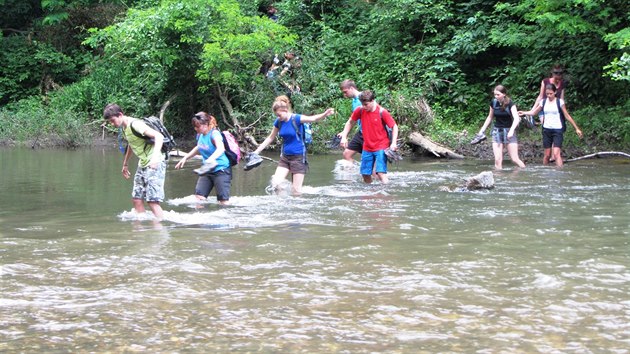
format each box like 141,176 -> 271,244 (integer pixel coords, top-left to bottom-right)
192,112 -> 218,134
103,103 -> 124,127
340,80 -> 359,98
544,83 -> 557,100
551,64 -> 564,79
359,90 -> 377,111
493,85 -> 511,108
272,99 -> 291,120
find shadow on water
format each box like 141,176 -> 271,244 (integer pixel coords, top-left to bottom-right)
1,147 -> 629,352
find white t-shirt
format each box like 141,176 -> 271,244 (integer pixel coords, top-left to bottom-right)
540,98 -> 565,129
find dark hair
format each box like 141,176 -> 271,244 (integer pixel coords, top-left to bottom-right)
359,90 -> 375,103
545,83 -> 557,92
192,112 -> 218,129
551,64 -> 564,75
339,80 -> 357,90
103,103 -> 123,120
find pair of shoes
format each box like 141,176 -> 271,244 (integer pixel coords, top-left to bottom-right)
193,159 -> 217,175
470,133 -> 487,145
243,153 -> 263,171
384,148 -> 403,163
326,135 -> 342,149
521,115 -> 535,129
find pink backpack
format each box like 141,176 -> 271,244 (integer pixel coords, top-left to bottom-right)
222,130 -> 241,165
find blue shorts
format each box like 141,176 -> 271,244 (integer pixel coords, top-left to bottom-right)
195,167 -> 232,201
360,150 -> 387,175
132,161 -> 166,202
542,128 -> 564,149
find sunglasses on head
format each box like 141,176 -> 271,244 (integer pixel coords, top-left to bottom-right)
553,71 -> 564,75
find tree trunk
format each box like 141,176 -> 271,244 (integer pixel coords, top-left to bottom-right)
565,151 -> 630,162
409,132 -> 464,159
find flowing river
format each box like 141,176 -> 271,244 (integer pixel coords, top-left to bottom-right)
1,147 -> 629,352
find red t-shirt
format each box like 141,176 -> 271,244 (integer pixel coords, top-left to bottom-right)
351,105 -> 396,152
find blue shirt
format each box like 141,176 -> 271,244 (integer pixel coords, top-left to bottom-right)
197,129 -> 230,171
274,114 -> 305,156
352,95 -> 363,130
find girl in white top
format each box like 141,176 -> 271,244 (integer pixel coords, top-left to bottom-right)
519,83 -> 583,167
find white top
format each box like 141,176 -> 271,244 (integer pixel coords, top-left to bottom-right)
541,98 -> 564,129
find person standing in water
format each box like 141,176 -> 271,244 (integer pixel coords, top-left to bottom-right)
519,83 -> 583,167
339,90 -> 399,184
174,112 -> 232,205
253,97 -> 335,195
475,85 -> 526,170
337,80 -> 363,162
103,103 -> 166,220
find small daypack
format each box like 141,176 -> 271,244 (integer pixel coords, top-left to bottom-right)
130,116 -> 176,159
220,130 -> 241,166
541,98 -> 566,131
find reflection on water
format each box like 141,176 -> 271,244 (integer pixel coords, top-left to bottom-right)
1,148 -> 629,352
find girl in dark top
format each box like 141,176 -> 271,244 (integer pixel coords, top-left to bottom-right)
476,85 -> 526,170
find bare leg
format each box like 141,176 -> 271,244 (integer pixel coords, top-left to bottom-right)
492,142 -> 504,170
376,172 -> 389,184
507,143 -> 526,168
291,173 -> 305,195
132,198 -> 146,213
343,149 -> 357,162
543,148 -> 552,165
147,201 -> 164,221
552,147 -> 563,167
362,174 -> 373,184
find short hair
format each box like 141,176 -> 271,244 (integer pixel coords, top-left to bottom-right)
359,90 -> 375,103
339,80 -> 357,90
103,103 -> 123,120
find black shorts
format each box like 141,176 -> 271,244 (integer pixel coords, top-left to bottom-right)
278,154 -> 309,174
347,131 -> 364,153
195,167 -> 232,201
542,128 -> 564,149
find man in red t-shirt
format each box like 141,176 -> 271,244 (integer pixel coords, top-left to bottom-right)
340,90 -> 398,184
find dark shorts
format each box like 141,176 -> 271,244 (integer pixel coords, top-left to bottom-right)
347,131 -> 364,153
542,128 -> 564,149
278,154 -> 308,174
195,167 -> 232,201
491,127 -> 518,144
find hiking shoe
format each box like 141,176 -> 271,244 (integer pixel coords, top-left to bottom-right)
470,133 -> 487,145
193,159 -> 217,175
244,153 -> 263,171
326,135 -> 342,149
384,148 -> 403,163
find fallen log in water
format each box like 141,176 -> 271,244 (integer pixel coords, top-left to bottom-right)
409,132 -> 464,159
565,151 -> 630,163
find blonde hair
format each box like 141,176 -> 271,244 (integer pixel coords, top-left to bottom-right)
272,95 -> 293,114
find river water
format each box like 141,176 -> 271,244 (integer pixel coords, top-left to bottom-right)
1,147 -> 629,352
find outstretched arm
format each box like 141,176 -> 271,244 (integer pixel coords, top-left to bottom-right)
339,119 -> 357,148
253,127 -> 280,155
174,146 -> 200,169
299,108 -> 336,123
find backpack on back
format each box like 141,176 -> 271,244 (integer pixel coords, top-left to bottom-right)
220,130 -> 241,166
130,116 -> 177,159
279,115 -> 312,148
541,98 -> 566,131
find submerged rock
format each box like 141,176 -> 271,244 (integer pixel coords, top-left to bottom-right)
439,171 -> 495,192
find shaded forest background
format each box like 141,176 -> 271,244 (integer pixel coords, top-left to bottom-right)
0,0 -> 628,153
